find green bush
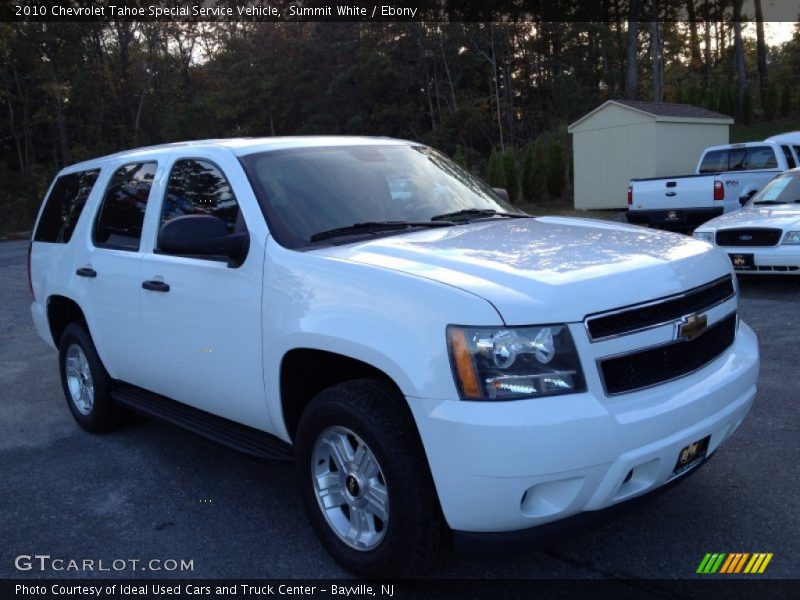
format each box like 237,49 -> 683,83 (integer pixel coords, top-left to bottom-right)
501,148 -> 520,203
546,138 -> 565,198
718,85 -> 735,117
487,147 -> 506,188
521,138 -> 548,203
453,145 -> 467,169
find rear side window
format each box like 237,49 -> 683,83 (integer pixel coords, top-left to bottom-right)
158,159 -> 245,247
34,169 -> 100,243
780,145 -> 796,169
698,150 -> 728,173
93,162 -> 157,251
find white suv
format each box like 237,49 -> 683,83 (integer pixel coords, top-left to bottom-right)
29,137 -> 759,576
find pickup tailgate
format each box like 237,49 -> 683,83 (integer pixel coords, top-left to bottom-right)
629,175 -> 718,210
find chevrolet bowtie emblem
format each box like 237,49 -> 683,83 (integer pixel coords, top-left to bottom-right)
677,313 -> 708,341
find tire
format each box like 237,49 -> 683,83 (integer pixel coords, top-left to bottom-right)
58,321 -> 124,433
295,379 -> 444,577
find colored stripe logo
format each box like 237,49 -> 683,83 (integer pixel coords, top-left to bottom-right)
697,552 -> 773,574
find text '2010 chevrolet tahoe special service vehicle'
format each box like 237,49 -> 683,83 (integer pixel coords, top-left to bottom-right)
29,137 -> 759,576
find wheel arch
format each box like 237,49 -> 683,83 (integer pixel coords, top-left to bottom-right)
279,348 -> 414,443
46,294 -> 88,347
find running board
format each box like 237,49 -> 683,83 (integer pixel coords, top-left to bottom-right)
111,383 -> 293,461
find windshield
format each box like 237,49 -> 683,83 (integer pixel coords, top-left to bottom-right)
241,144 -> 523,247
748,171 -> 800,207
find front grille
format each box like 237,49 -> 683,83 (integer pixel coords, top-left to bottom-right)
716,228 -> 782,247
586,276 -> 734,341
599,313 -> 736,395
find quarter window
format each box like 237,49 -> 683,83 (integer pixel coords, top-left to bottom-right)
93,162 -> 157,251
34,169 -> 100,243
158,159 -> 245,253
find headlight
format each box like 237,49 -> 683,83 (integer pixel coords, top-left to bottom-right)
447,325 -> 586,400
693,231 -> 714,244
782,231 -> 800,245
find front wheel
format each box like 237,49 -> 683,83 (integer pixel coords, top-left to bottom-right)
295,379 -> 443,576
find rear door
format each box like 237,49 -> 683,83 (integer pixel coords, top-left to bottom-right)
136,151 -> 271,430
79,160 -> 161,381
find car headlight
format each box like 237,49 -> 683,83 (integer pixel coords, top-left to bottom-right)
693,231 -> 714,244
447,325 -> 586,400
782,231 -> 800,245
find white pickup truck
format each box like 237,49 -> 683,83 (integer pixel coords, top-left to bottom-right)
627,141 -> 798,230
29,137 -> 759,576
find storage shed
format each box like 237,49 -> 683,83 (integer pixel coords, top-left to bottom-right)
568,100 -> 733,210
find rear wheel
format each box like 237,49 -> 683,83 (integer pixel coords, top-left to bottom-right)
58,322 -> 124,432
295,379 -> 443,576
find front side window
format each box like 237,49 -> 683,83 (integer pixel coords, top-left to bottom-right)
241,145 -> 519,248
157,159 -> 245,255
34,169 -> 100,243
93,162 -> 157,251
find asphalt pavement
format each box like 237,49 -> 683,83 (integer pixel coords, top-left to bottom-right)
1,239 -> 797,579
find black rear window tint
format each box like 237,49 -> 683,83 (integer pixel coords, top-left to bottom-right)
93,162 -> 157,251
34,169 -> 100,243
698,150 -> 728,173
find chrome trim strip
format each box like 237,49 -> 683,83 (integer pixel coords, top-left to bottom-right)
595,311 -> 737,397
584,275 -> 735,343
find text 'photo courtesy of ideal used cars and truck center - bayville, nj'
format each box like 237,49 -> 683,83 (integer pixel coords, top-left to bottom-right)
2,0 -> 799,597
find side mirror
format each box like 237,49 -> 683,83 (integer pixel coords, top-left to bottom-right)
158,215 -> 248,267
739,194 -> 751,207
493,187 -> 510,202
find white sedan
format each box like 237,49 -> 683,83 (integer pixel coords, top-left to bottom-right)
694,169 -> 800,274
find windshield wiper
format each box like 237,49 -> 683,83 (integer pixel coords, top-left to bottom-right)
310,220 -> 454,242
753,200 -> 789,205
430,208 -> 530,221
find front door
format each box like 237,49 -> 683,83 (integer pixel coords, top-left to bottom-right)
136,155 -> 270,430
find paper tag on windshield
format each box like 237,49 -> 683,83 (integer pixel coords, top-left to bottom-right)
761,177 -> 791,201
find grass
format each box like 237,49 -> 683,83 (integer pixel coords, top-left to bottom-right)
730,118 -> 799,143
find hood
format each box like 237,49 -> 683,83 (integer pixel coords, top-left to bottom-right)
316,217 -> 732,325
702,205 -> 800,230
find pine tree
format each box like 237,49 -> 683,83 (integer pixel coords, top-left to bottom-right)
501,147 -> 520,203
453,145 -> 467,169
521,144 -> 535,203
718,85 -> 734,117
780,84 -> 792,117
546,138 -> 565,198
487,148 -> 506,189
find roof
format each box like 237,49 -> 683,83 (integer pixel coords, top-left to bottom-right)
60,136 -> 414,173
568,99 -> 734,131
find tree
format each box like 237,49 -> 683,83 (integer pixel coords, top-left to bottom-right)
741,88 -> 753,125
522,138 -> 548,203
764,82 -> 779,121
625,0 -> 640,100
650,0 -> 662,103
453,145 -> 467,169
718,85 -> 735,117
732,0 -> 746,115
487,147 -> 506,188
781,84 -> 792,118
754,0 -> 768,105
546,138 -> 565,198
501,147 -> 520,203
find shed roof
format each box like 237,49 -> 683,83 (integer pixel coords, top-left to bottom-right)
568,99 -> 734,131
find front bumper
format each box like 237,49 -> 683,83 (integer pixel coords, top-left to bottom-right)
408,323 -> 758,534
719,244 -> 800,274
627,207 -> 723,230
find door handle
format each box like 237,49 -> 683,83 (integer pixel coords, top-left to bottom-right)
665,191 -> 676,197
142,280 -> 170,292
76,267 -> 97,278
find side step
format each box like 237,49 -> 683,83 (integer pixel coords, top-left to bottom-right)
111,383 -> 293,461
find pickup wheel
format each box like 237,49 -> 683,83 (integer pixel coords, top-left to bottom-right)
58,322 -> 123,433
295,379 -> 443,576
